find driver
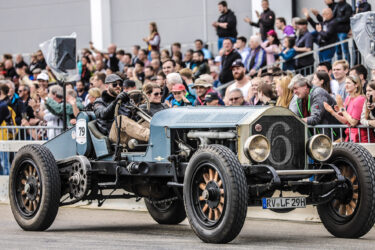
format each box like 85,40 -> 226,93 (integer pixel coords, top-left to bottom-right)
93,74 -> 150,145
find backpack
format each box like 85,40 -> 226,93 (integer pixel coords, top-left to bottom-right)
0,106 -> 18,140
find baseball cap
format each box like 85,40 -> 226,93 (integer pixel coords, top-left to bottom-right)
231,59 -> 244,69
32,68 -> 42,74
105,74 -> 122,84
204,92 -> 220,102
123,79 -> 136,88
36,72 -> 49,81
172,84 -> 186,92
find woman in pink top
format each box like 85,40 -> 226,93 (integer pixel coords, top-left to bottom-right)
261,30 -> 280,66
326,75 -> 371,142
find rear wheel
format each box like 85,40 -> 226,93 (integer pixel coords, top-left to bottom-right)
144,198 -> 186,225
9,144 -> 61,231
184,145 -> 247,243
317,142 -> 375,238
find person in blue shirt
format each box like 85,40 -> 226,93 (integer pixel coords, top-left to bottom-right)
170,84 -> 195,107
279,36 -> 296,71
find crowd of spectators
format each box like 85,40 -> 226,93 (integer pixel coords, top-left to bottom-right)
0,0 -> 375,175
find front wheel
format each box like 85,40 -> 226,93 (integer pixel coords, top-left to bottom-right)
9,144 -> 61,231
317,142 -> 375,238
184,145 -> 248,243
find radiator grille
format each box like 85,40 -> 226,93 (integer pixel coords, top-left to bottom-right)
251,116 -> 306,170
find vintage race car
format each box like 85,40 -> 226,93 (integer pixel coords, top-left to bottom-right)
8,99 -> 375,243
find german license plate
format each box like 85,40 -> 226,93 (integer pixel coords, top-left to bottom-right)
262,197 -> 306,209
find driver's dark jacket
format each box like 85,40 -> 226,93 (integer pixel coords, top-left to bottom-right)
93,91 -> 131,135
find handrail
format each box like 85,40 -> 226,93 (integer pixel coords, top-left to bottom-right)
0,125 -> 63,129
215,38 -> 353,91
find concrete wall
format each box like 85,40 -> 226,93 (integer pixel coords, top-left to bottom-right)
0,0 -> 294,55
1,0 -> 372,55
0,0 -> 91,55
110,0 -> 252,52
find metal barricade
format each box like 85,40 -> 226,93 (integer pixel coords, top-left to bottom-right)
0,125 -> 63,175
308,124 -> 375,157
215,38 -> 364,92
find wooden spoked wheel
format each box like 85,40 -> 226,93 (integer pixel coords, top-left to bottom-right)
331,164 -> 359,217
193,163 -> 225,224
15,160 -> 42,216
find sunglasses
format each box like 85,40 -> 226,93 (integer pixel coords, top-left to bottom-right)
112,82 -> 123,88
18,89 -> 24,93
153,92 -> 162,96
229,97 -> 241,102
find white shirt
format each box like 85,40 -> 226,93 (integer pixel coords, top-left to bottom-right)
227,81 -> 252,100
330,80 -> 339,96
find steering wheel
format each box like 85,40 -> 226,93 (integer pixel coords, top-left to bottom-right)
114,90 -> 151,124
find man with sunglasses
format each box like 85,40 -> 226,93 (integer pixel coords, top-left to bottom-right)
94,74 -> 149,144
226,88 -> 248,106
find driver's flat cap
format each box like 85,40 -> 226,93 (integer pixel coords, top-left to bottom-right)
105,74 -> 122,84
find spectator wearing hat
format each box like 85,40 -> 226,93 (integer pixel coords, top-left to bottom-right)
205,92 -> 222,106
123,80 -> 137,93
244,0 -> 275,41
164,72 -> 183,106
246,35 -> 267,76
261,30 -> 280,66
31,68 -> 42,81
225,59 -> 251,104
192,75 -> 223,106
36,72 -> 49,89
170,84 -> 195,107
291,75 -> 338,128
294,18 -> 314,75
219,38 -> 242,85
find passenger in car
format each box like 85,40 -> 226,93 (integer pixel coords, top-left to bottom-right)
141,83 -> 169,116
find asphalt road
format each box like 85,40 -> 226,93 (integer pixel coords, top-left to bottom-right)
1,204 -> 375,249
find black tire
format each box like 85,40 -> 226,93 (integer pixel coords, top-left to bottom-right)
183,145 -> 247,243
317,142 -> 375,238
144,198 -> 186,224
9,144 -> 61,231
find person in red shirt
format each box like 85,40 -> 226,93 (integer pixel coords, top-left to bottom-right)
324,75 -> 373,142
